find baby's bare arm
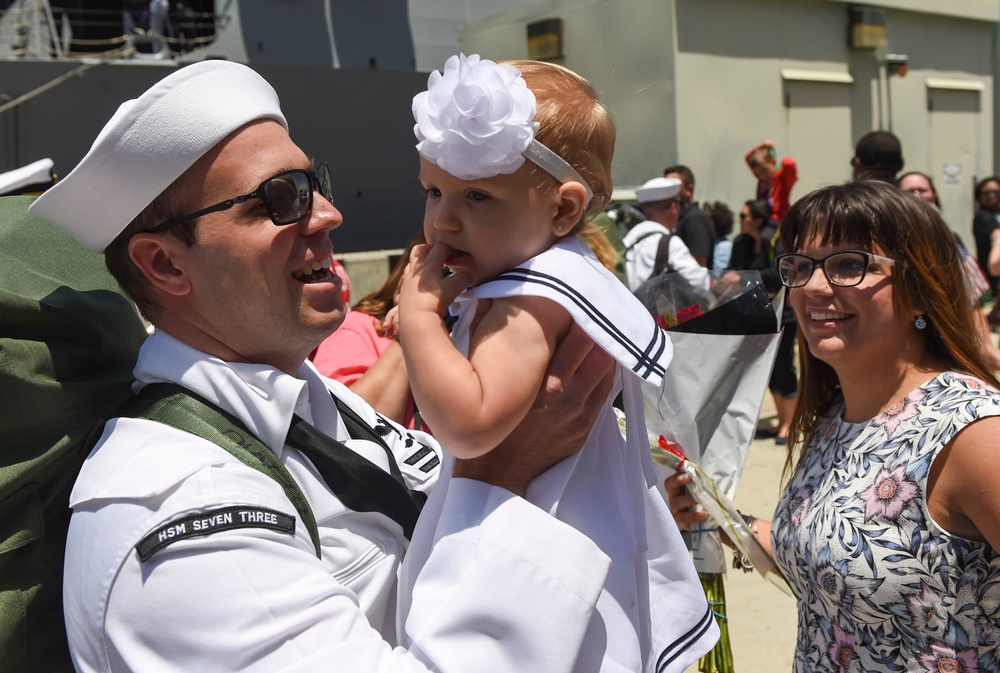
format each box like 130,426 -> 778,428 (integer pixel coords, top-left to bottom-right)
453,323 -> 614,496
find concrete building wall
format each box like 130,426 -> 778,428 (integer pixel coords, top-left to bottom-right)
459,0 -> 998,244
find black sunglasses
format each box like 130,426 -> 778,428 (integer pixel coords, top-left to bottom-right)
145,164 -> 333,235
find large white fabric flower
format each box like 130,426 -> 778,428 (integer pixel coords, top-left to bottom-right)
413,53 -> 538,180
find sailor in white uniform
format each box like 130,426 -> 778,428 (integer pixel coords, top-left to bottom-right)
623,177 -> 710,292
30,60 -> 616,673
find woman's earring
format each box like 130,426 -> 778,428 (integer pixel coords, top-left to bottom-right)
557,225 -> 564,231
915,314 -> 927,330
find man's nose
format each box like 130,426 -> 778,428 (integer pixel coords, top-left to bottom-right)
305,192 -> 342,233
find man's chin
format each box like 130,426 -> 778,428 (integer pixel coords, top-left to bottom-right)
320,308 -> 347,334
303,306 -> 347,344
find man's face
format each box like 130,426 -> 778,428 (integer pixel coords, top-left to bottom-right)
164,120 -> 345,374
644,198 -> 681,231
979,180 -> 1000,212
665,172 -> 693,205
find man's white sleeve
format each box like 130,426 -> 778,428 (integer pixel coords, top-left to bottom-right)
402,478 -> 610,672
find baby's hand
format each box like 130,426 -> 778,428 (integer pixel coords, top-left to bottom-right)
383,306 -> 401,340
397,242 -> 472,318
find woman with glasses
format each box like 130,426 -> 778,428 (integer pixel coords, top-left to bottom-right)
311,231 -> 427,430
667,180 -> 1000,672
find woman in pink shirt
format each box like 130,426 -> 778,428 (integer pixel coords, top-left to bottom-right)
312,232 -> 428,430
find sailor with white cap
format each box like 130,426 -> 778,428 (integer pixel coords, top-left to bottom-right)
30,60 -> 614,673
622,176 -> 710,291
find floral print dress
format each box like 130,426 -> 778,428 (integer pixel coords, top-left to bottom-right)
772,371 -> 1000,672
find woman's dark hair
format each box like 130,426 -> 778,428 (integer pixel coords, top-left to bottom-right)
778,180 -> 1000,472
703,201 -> 734,238
975,175 -> 1000,202
744,199 -> 771,228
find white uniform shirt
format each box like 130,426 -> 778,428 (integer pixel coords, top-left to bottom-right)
64,329 -> 610,673
623,220 -> 711,292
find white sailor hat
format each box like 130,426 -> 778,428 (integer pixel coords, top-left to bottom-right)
29,60 -> 287,252
634,176 -> 681,204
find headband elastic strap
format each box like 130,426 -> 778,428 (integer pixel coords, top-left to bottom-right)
523,140 -> 594,206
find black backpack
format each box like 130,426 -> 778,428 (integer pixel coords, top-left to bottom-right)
626,229 -> 674,279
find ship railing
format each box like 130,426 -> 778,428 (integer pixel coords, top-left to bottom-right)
0,2 -> 217,62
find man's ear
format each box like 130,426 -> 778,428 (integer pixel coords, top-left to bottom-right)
552,181 -> 589,237
128,234 -> 193,297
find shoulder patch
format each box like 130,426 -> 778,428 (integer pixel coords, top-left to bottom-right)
135,506 -> 295,562
419,455 -> 440,473
403,445 -> 432,466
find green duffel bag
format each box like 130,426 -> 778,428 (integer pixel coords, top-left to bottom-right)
0,195 -> 147,672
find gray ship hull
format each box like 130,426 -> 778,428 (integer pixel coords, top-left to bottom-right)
1,59 -> 428,253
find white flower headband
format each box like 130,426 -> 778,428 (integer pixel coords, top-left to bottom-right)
412,53 -> 593,205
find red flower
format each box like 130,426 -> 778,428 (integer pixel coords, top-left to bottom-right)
675,304 -> 705,324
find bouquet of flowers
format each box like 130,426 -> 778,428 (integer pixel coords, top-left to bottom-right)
633,271 -> 791,672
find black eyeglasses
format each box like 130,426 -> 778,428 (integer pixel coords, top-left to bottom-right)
776,250 -> 896,288
146,164 -> 333,235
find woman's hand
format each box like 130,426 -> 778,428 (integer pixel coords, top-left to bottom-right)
663,471 -> 710,531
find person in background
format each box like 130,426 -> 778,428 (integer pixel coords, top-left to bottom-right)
28,60 -> 619,673
899,171 -> 990,303
588,202 -> 645,285
899,171 -> 999,367
623,176 -> 710,292
744,140 -> 798,222
851,130 -> 903,183
972,176 -> 1000,295
728,199 -> 772,273
387,54 -> 717,673
703,200 -> 734,275
988,227 -> 1000,280
897,171 -> 938,206
331,258 -> 351,306
667,180 -> 1000,672
664,164 -> 715,268
730,198 -> 797,444
312,232 -> 424,429
580,227 -> 624,279
147,0 -> 174,53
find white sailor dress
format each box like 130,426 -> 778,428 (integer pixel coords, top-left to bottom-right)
397,237 -> 718,673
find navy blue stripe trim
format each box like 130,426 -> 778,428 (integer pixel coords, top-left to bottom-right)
492,268 -> 668,379
655,602 -> 715,673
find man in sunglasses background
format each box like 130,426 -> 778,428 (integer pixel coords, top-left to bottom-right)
28,60 -> 615,672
